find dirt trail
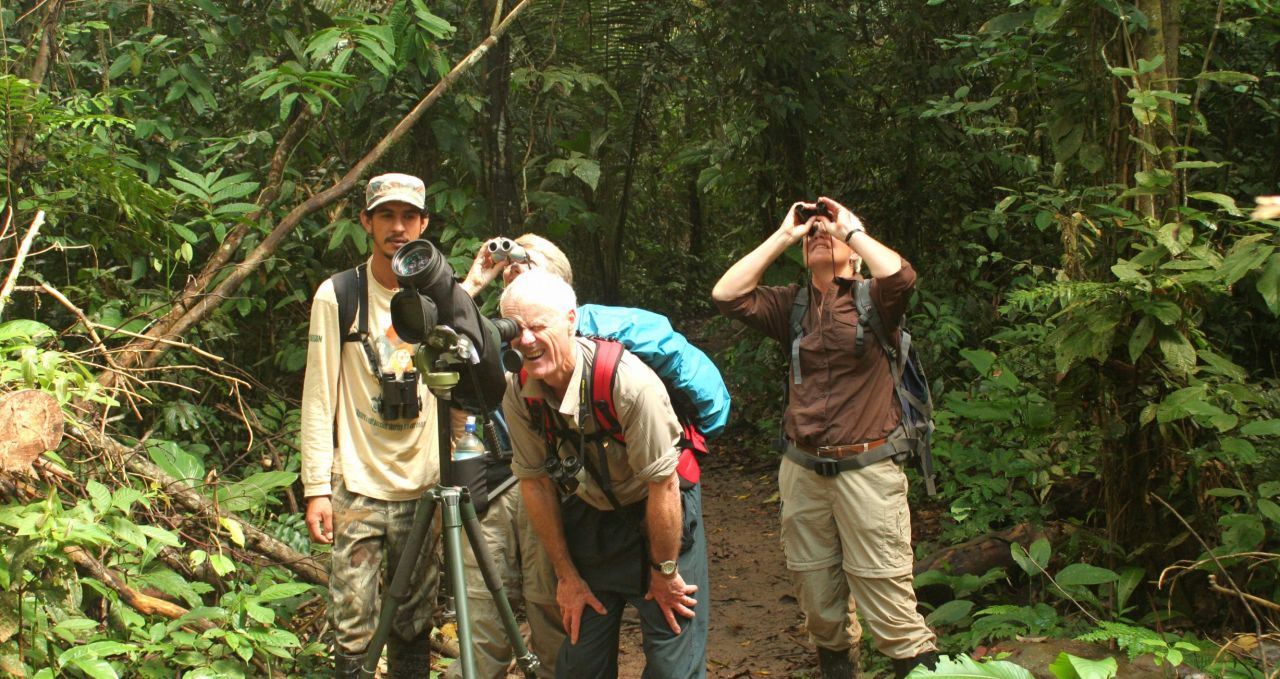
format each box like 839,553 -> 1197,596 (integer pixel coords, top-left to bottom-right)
616,451 -> 816,678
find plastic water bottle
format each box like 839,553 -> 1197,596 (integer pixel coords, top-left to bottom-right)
454,416 -> 485,461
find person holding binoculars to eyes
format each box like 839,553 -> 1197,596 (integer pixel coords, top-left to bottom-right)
438,233 -> 575,679
712,197 -> 938,679
300,173 -> 442,679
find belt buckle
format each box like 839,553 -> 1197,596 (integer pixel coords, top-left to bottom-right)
851,441 -> 870,454
813,458 -> 839,477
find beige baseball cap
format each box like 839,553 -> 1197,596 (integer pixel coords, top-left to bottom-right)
365,173 -> 426,211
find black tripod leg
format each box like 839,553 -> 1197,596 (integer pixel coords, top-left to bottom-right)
360,491 -> 440,679
458,492 -> 542,679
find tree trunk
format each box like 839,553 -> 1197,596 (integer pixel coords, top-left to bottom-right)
482,0 -> 520,236
1132,0 -> 1181,219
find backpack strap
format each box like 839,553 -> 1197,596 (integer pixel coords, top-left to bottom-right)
854,280 -> 938,495
589,338 -> 627,445
330,263 -> 382,374
789,287 -> 808,386
520,350 -> 626,511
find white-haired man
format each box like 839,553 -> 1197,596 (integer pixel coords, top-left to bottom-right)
499,269 -> 709,679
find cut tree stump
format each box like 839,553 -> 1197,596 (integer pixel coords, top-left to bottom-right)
0,389 -> 63,471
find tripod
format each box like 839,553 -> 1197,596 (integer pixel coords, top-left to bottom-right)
358,360 -> 541,679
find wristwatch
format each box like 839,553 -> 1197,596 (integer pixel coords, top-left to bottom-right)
651,559 -> 678,578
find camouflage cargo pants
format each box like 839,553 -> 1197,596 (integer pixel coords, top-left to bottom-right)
330,476 -> 441,654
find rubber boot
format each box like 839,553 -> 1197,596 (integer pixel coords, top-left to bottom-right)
386,643 -> 432,679
817,646 -> 861,679
891,650 -> 939,678
334,651 -> 364,679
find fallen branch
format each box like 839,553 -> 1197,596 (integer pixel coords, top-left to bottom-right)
0,209 -> 45,321
67,418 -> 328,586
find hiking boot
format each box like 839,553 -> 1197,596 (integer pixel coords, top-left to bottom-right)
891,650 -> 939,678
334,651 -> 364,679
817,646 -> 861,679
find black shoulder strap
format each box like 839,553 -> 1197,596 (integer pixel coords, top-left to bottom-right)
331,263 -> 381,374
331,264 -> 367,344
854,279 -> 902,370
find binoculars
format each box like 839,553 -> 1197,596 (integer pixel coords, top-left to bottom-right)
796,202 -> 833,237
487,238 -> 530,264
544,455 -> 583,496
374,371 -> 422,420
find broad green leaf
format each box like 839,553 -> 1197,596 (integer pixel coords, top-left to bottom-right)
0,320 -> 56,344
1220,438 -> 1259,464
925,654 -> 1035,678
1157,329 -> 1196,375
1257,254 -> 1280,315
216,471 -> 297,512
1206,487 -> 1249,498
246,602 -> 275,625
959,349 -> 996,376
1173,160 -> 1228,169
1258,499 -> 1280,527
146,440 -> 205,484
259,583 -> 315,602
1055,563 -> 1119,587
87,480 -> 111,515
1241,419 -> 1280,436
219,517 -> 245,547
1127,316 -> 1154,362
1048,652 -> 1118,679
209,553 -> 236,576
1218,239 -> 1273,286
572,159 -> 601,191
1220,513 -> 1265,550
69,659 -> 118,679
1115,567 -> 1144,613
926,599 -> 974,626
1137,56 -> 1165,75
1187,191 -> 1242,216
1259,482 -> 1280,498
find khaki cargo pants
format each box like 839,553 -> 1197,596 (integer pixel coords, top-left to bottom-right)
778,457 -> 937,660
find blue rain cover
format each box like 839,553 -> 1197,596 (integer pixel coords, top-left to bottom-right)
577,304 -> 731,438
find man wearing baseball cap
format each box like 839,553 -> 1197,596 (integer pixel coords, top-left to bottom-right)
300,172 -> 441,678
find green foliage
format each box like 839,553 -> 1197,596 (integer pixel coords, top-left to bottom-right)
1076,622 -> 1204,668
912,654 -> 1036,678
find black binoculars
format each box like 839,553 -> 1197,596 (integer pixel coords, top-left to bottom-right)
544,455 -> 582,496
797,202 -> 833,237
375,371 -> 421,420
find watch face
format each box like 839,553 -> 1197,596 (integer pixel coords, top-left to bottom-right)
660,560 -> 677,575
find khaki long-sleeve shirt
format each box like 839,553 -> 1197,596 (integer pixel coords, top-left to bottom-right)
299,259 -> 439,501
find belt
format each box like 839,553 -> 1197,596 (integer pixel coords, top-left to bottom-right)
808,438 -> 889,460
784,438 -> 909,477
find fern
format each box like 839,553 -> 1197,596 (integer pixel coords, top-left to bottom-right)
1075,621 -> 1166,662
